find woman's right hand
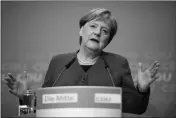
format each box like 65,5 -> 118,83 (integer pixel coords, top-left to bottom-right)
5,72 -> 28,99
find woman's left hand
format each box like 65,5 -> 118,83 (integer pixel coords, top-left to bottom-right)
137,61 -> 160,92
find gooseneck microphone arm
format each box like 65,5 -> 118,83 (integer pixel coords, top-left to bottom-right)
52,57 -> 76,87
102,57 -> 116,87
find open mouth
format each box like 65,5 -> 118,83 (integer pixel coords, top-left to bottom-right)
90,38 -> 99,43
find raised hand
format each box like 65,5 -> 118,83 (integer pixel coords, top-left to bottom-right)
5,71 -> 29,98
137,61 -> 160,92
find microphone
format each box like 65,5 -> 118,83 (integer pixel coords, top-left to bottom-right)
65,57 -> 77,68
52,56 -> 76,87
102,57 -> 116,87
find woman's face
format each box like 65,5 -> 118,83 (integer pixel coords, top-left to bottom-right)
80,19 -> 111,52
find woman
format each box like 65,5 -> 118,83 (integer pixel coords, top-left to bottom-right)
5,8 -> 160,114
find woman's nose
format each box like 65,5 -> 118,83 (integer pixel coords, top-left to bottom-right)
93,28 -> 101,36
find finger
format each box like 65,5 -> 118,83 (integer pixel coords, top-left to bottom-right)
149,74 -> 160,85
6,83 -> 14,90
9,89 -> 18,96
23,71 -> 28,80
150,63 -> 160,76
7,73 -> 16,82
4,77 -> 14,85
152,62 -> 160,70
149,61 -> 158,71
151,66 -> 160,78
138,62 -> 143,72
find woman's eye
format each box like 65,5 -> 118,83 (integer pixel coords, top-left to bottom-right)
90,25 -> 96,28
102,30 -> 108,35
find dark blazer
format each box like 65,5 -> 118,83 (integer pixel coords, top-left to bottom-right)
42,51 -> 150,114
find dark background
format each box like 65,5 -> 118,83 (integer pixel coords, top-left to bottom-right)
1,1 -> 176,117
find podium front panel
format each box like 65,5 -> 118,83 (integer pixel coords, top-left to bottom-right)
36,86 -> 122,117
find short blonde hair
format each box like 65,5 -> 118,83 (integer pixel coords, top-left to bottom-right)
79,8 -> 118,45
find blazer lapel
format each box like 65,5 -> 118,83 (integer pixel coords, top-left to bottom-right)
87,56 -> 115,87
56,56 -> 86,86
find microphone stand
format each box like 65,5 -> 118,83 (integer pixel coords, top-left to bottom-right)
102,57 -> 116,87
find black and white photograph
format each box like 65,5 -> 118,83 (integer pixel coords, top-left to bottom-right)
1,1 -> 176,117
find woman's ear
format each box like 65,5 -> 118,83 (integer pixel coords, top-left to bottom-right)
79,27 -> 84,36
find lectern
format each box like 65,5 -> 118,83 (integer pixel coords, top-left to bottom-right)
36,86 -> 122,117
